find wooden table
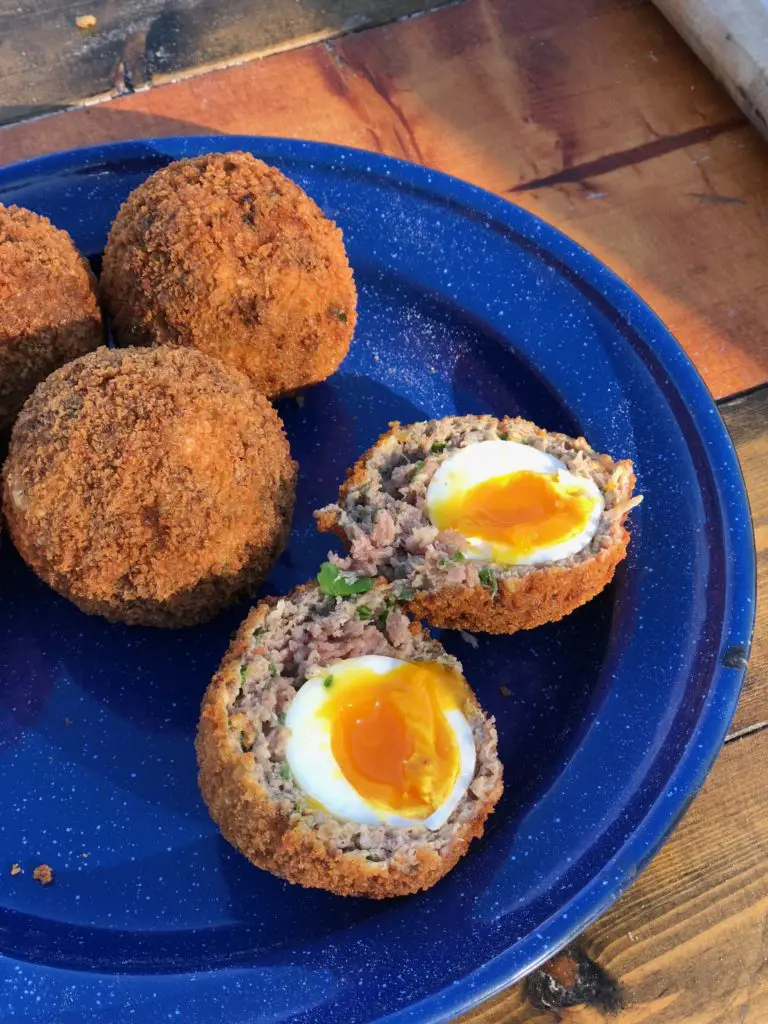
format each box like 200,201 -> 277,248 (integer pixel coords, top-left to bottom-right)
1,0 -> 765,1019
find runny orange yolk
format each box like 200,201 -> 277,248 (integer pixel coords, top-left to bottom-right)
430,469 -> 595,560
322,662 -> 467,819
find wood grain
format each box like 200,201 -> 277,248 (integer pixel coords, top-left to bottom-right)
1,0 -> 766,399
462,721 -> 768,1023
0,0 -> 454,126
654,0 -> 768,141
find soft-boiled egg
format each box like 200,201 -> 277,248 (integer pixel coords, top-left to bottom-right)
426,439 -> 604,566
285,655 -> 476,830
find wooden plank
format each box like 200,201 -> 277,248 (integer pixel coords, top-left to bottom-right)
2,0 -> 741,175
654,0 -> 768,141
0,0 -> 766,399
462,723 -> 768,1022
0,0 -> 455,127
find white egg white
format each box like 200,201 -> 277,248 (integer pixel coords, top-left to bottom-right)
284,655 -> 476,831
425,439 -> 604,565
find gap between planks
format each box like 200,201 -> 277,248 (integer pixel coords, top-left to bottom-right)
725,720 -> 768,744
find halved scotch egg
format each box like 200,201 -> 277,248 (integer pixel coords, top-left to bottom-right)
316,414 -> 641,634
196,583 -> 502,898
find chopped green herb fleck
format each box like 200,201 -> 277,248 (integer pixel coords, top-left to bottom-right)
239,664 -> 247,683
357,605 -> 373,620
498,431 -> 509,440
280,763 -> 292,781
439,557 -> 449,567
323,675 -> 334,689
430,440 -> 447,454
252,626 -> 264,639
441,553 -> 465,567
317,561 -> 374,597
412,460 -> 424,473
398,587 -> 414,602
330,307 -> 348,323
478,566 -> 498,595
277,712 -> 287,726
269,661 -> 278,676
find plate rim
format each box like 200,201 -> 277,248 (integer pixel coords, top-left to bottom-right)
0,135 -> 756,1024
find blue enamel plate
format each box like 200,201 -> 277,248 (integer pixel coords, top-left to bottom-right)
0,137 -> 755,1023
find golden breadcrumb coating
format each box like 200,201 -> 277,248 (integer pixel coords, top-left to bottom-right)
404,535 -> 631,632
0,204 -> 103,433
3,346 -> 297,627
101,152 -> 357,397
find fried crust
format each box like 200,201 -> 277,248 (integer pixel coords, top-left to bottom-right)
405,530 -> 630,632
2,346 -> 297,627
101,152 -> 357,398
316,420 -> 636,634
196,589 -> 503,898
0,204 -> 103,433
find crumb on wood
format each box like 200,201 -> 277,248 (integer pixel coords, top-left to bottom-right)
75,14 -> 97,29
10,864 -> 21,876
63,717 -> 72,726
32,864 -> 54,885
459,629 -> 479,648
499,684 -> 512,697
82,852 -> 89,859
